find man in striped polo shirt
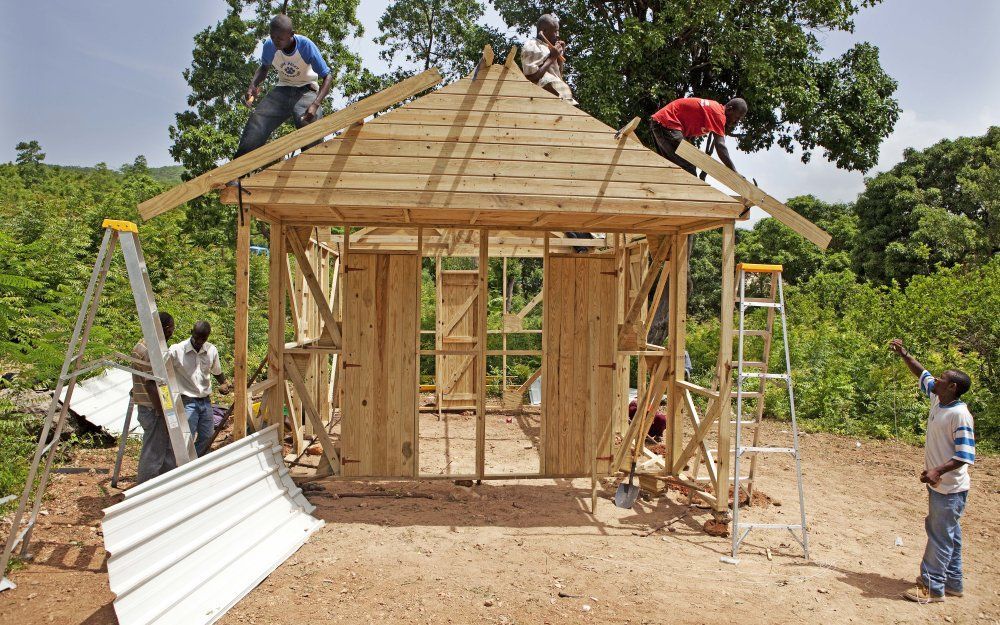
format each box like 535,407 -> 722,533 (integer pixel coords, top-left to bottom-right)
889,339 -> 975,604
132,312 -> 177,483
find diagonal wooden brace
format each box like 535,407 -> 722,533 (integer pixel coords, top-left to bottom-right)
287,227 -> 342,347
284,354 -> 340,474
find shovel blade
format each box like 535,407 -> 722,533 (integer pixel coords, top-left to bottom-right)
614,483 -> 640,509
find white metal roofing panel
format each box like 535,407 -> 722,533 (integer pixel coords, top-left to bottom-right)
102,425 -> 323,625
60,367 -> 140,436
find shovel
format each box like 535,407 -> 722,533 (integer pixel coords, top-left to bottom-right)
615,460 -> 640,508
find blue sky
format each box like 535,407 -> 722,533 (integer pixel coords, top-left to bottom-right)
1,1 -> 997,207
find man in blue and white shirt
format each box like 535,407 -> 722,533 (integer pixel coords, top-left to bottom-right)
889,338 -> 975,604
234,14 -> 333,159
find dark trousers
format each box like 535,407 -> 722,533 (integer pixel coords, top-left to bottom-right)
649,119 -> 696,176
234,85 -> 324,158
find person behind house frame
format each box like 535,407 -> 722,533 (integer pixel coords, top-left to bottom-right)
234,14 -> 334,160
889,338 -> 975,604
132,311 -> 177,483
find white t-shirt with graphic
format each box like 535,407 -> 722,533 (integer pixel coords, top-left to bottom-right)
262,34 -> 330,88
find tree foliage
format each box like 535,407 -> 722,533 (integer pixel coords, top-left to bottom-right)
492,0 -> 900,172
853,127 -> 1000,284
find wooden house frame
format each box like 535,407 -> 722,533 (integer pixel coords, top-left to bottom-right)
139,46 -> 830,522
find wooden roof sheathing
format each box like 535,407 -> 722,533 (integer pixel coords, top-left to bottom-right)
221,62 -> 745,232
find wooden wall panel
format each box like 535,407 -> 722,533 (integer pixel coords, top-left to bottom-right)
342,252 -> 419,477
542,255 -> 617,476
436,270 -> 481,410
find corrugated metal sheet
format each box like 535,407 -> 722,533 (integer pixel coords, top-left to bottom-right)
60,368 -> 141,436
102,425 -> 323,625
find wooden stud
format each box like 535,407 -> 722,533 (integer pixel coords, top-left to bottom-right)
233,202 -> 251,439
714,222 -> 737,517
665,233 -> 688,471
476,229 -> 489,479
266,223 -> 288,435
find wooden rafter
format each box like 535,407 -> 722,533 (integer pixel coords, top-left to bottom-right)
138,68 -> 443,220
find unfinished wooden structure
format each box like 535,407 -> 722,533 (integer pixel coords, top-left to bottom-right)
138,46 -> 830,522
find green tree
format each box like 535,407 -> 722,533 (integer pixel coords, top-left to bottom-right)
492,0 -> 900,172
168,0 -> 364,243
852,127 -> 999,284
14,140 -> 46,185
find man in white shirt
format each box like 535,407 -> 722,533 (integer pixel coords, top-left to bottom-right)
520,14 -> 576,104
170,321 -> 230,456
889,339 -> 975,604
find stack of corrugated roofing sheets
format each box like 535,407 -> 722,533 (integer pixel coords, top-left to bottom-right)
102,424 -> 323,625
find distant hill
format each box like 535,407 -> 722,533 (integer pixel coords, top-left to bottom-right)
43,163 -> 186,186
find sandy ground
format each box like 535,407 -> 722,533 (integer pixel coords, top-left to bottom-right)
1,416 -> 999,625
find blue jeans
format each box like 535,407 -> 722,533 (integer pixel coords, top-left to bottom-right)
183,396 -> 214,457
920,487 -> 968,596
234,85 -> 324,158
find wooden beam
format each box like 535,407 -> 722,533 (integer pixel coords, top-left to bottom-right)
665,232 -> 688,470
233,203 -> 251,439
266,224 -> 287,434
138,68 -> 444,220
615,116 -> 641,140
713,222 -> 737,516
617,238 -> 672,344
674,141 -> 831,249
287,227 -> 342,347
504,45 -> 519,69
476,229 -> 489,479
285,355 -> 340,474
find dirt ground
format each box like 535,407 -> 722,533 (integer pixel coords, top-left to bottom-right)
2,418 -> 999,625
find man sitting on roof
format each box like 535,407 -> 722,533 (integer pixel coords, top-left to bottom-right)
234,14 -> 334,159
649,97 -> 747,176
520,14 -> 576,105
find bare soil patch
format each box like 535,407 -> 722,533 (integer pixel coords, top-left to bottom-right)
2,422 -> 999,625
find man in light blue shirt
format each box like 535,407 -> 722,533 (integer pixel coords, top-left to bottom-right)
890,338 -> 975,604
234,14 -> 334,159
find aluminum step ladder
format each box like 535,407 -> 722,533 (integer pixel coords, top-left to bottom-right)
730,263 -> 809,559
1,219 -> 195,591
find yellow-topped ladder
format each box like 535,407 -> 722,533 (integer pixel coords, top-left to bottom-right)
729,263 -> 810,560
0,220 -> 195,591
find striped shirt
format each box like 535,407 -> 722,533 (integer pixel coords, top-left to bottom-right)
920,370 -> 975,494
131,340 -> 155,407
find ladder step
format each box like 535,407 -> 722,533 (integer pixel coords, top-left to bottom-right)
740,372 -> 789,380
729,391 -> 762,399
738,446 -> 796,455
737,523 -> 802,530
730,420 -> 758,426
739,361 -> 767,368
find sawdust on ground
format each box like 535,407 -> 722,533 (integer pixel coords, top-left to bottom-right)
1,419 -> 999,625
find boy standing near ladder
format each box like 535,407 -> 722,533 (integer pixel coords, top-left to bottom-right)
889,338 -> 975,604
170,321 -> 230,456
132,312 -> 177,483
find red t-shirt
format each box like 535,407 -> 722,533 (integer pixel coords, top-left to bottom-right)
651,98 -> 727,138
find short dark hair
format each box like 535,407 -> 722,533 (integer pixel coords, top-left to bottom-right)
270,14 -> 293,33
158,311 -> 174,328
193,320 -> 212,337
945,370 -> 972,397
726,98 -> 748,114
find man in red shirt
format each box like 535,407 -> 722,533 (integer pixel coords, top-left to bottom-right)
649,97 -> 747,175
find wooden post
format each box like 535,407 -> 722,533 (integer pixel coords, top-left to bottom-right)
713,223 -> 737,519
415,228 -> 423,478
266,223 -> 287,435
233,203 -> 251,439
539,232 -> 549,474
502,256 -> 508,395
665,233 -> 689,472
475,229 -> 489,480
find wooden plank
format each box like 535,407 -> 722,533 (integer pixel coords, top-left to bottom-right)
476,230 -> 488,479
138,68 -> 443,219
236,171 -> 730,204
233,203 -> 251,439
714,223 -> 737,515
618,238 -> 672,344
338,123 -> 649,151
674,141 -> 831,249
543,255 -> 616,476
266,224 -> 287,434
341,252 -> 420,477
436,270 -> 481,409
405,93 -> 591,116
376,108 -> 615,133
665,233 -> 689,471
440,289 -> 479,337
284,355 -> 340,474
